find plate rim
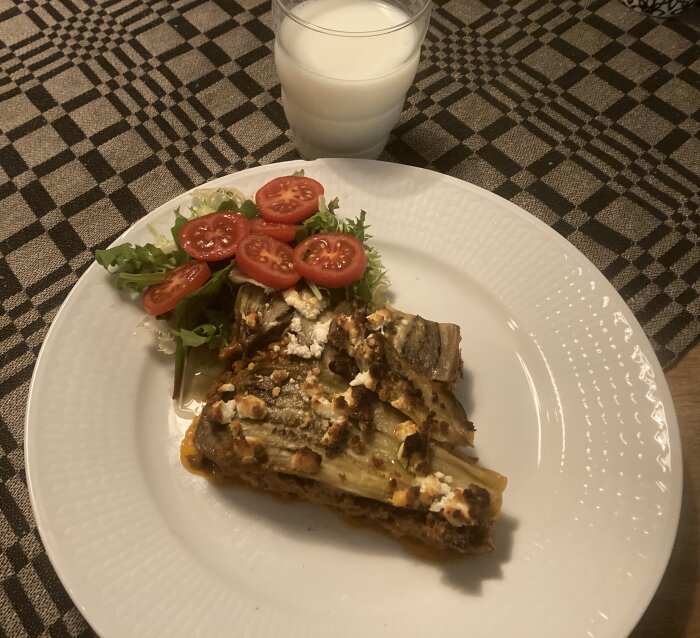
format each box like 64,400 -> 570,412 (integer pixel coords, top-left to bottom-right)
24,158 -> 683,637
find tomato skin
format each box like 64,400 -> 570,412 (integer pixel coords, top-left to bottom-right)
293,233 -> 367,288
256,176 -> 324,223
236,234 -> 301,289
142,261 -> 212,316
249,218 -> 298,243
179,211 -> 249,262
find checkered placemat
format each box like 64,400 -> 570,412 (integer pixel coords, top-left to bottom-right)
1,0 -> 698,635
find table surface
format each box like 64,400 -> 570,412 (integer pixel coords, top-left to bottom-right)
1,0 -> 699,636
632,341 -> 700,638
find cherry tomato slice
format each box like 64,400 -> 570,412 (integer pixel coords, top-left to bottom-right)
236,234 -> 301,289
293,232 -> 367,288
255,176 -> 324,223
142,261 -> 211,316
249,218 -> 298,243
179,211 -> 249,262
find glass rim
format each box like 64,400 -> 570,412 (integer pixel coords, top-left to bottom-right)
273,0 -> 432,37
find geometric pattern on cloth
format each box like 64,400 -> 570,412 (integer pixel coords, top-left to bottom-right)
0,0 -> 698,635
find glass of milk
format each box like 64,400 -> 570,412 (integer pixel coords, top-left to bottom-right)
272,0 -> 432,160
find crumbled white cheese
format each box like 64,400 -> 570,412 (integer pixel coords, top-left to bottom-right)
270,369 -> 289,385
429,495 -> 448,513
289,315 -> 303,333
320,417 -> 347,447
338,387 -> 356,407
311,396 -> 336,420
209,399 -> 237,424
283,287 -> 328,320
285,318 -> 331,360
312,318 -> 331,344
235,394 -> 267,420
244,311 -> 258,329
220,400 -> 237,422
304,372 -> 318,386
308,338 -> 326,359
412,472 -> 457,513
394,420 -> 418,442
445,498 -> 472,525
434,471 -> 453,484
429,490 -> 471,526
218,383 -> 235,393
390,395 -> 410,412
416,474 -> 442,498
336,313 -> 362,346
366,308 -> 391,331
286,333 -> 314,359
301,371 -> 323,399
349,370 -> 375,390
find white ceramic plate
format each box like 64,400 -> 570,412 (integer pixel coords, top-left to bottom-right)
25,159 -> 681,638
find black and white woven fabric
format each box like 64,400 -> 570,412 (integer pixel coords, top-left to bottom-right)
0,0 -> 698,635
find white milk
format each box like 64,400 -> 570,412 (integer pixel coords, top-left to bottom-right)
274,0 -> 422,159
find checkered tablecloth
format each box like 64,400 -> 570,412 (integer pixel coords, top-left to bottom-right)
1,0 -> 698,635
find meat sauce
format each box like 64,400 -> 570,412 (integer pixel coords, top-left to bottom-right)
180,418 -> 232,486
180,419 -> 463,563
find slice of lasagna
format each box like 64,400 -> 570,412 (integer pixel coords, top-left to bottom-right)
184,284 -> 507,554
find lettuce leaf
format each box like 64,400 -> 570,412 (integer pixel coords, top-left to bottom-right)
174,265 -> 233,338
171,264 -> 235,395
96,188 -> 256,292
94,243 -> 176,292
301,197 -> 388,302
189,187 -> 258,220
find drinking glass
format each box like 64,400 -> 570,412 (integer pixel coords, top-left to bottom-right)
272,0 -> 432,160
